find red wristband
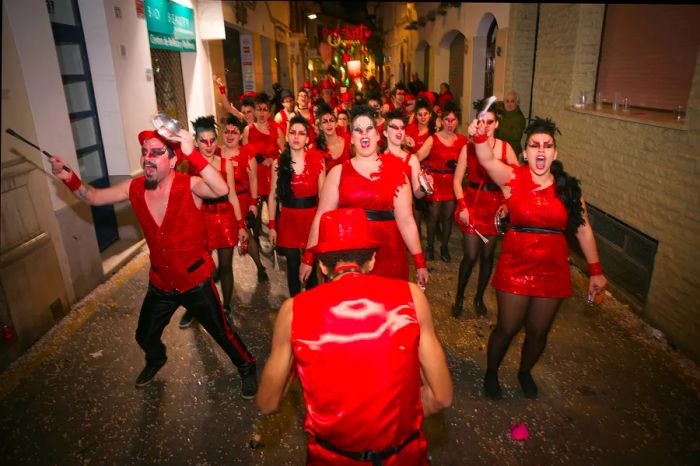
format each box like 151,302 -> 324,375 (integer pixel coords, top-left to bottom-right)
186,149 -> 209,175
472,133 -> 488,144
588,262 -> 603,276
302,250 -> 315,266
63,171 -> 82,192
237,219 -> 246,230
219,85 -> 226,95
268,219 -> 276,231
412,252 -> 427,269
457,197 -> 467,211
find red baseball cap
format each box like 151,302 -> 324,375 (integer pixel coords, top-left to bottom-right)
137,130 -> 179,149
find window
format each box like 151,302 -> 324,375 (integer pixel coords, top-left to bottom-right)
596,5 -> 700,111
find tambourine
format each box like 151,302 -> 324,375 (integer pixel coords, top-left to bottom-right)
494,204 -> 510,235
152,113 -> 181,139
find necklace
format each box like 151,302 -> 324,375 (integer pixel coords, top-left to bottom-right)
330,264 -> 363,280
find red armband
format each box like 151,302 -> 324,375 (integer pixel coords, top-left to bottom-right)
412,252 -> 427,270
237,219 -> 246,230
268,219 -> 276,231
219,85 -> 227,95
457,197 -> 467,212
302,250 -> 315,266
63,171 -> 82,192
588,262 -> 604,276
186,150 -> 209,175
472,133 -> 488,144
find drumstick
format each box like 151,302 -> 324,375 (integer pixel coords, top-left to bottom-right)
5,128 -> 71,172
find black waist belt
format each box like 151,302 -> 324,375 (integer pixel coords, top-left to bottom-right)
282,195 -> 318,209
364,209 -> 395,221
468,181 -> 500,192
203,195 -> 228,205
427,167 -> 455,175
236,188 -> 249,196
510,225 -> 564,234
314,430 -> 420,466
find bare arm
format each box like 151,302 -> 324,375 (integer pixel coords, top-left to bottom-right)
452,145 -> 470,225
241,125 -> 250,145
414,135 -> 434,162
247,153 -> 258,213
215,76 -> 245,120
225,161 -> 247,244
267,160 -> 279,246
276,125 -> 285,152
409,283 -> 453,415
256,298 -> 295,414
575,198 -> 607,296
50,155 -> 131,205
407,155 -> 424,198
467,119 -> 514,188
394,180 -> 429,286
504,141 -> 519,166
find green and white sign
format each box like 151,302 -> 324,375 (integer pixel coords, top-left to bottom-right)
145,0 -> 196,52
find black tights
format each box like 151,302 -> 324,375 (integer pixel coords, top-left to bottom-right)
217,247 -> 234,310
486,291 -> 562,374
426,200 -> 455,250
455,233 -> 498,303
277,247 -> 318,297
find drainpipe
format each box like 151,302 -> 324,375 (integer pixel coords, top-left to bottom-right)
527,3 -> 541,121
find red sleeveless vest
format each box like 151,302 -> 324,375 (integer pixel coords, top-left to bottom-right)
129,172 -> 214,292
291,273 -> 427,464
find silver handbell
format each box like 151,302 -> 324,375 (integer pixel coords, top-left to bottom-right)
418,170 -> 434,195
152,112 -> 181,139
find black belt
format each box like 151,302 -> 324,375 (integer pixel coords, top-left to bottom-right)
236,188 -> 249,195
203,195 -> 228,205
364,209 -> 395,221
314,430 -> 420,466
427,167 -> 454,175
510,225 -> 564,234
468,181 -> 500,192
281,195 -> 318,209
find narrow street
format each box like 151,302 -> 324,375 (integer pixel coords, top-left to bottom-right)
1,238 -> 698,465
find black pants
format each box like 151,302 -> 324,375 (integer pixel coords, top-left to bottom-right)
135,279 -> 255,374
277,246 -> 319,297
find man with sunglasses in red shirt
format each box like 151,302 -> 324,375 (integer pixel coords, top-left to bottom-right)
48,128 -> 258,398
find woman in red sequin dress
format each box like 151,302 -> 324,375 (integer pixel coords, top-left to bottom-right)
416,101 -> 468,262
311,103 -> 351,173
268,116 -> 325,296
383,109 -> 429,201
452,107 -> 519,318
406,99 -> 437,238
468,116 -> 607,400
300,105 -> 428,288
220,114 -> 268,283
242,93 -> 284,240
179,116 -> 246,327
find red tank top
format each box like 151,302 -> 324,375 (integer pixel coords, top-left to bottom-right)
129,172 -> 214,291
426,133 -> 467,172
290,149 -> 324,197
338,156 -> 407,210
291,273 -> 425,463
247,122 -> 280,159
466,138 -> 507,185
222,144 -> 254,193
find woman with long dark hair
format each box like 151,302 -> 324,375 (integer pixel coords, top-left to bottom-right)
268,116 -> 325,296
452,105 -> 518,317
468,116 -> 607,400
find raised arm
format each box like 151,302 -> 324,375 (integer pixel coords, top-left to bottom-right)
170,129 -> 228,200
467,119 -> 513,188
256,298 -> 295,414
50,155 -> 130,205
214,75 -> 245,120
409,283 -> 453,416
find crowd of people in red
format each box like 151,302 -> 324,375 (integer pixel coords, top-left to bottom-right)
48,73 -> 607,464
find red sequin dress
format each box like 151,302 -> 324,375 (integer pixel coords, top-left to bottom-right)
200,147 -> 237,250
277,150 -> 324,249
458,140 -> 507,236
405,123 -> 432,157
424,133 -> 467,201
492,166 -> 571,298
224,144 -> 256,212
291,273 -> 428,465
337,156 -> 409,280
314,135 -> 351,173
247,122 -> 280,196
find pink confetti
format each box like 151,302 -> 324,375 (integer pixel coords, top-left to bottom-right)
510,423 -> 529,441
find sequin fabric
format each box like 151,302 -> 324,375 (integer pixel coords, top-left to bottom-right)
492,166 -> 572,298
459,140 -> 506,236
291,274 -> 428,466
425,133 -> 467,201
314,135 -> 351,173
248,122 -> 281,196
337,156 -> 409,280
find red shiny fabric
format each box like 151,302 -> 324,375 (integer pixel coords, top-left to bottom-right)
277,150 -> 324,248
337,157 -> 409,280
202,200 -> 237,250
425,133 -> 467,201
314,136 -> 351,173
291,274 -> 427,466
492,166 -> 571,298
384,150 -> 412,179
459,140 -> 506,236
129,172 -> 214,292
224,145 -> 256,211
247,122 -> 280,196
405,123 -> 432,156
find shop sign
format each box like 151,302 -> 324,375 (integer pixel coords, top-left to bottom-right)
322,24 -> 372,46
240,33 -> 256,93
145,0 -> 196,52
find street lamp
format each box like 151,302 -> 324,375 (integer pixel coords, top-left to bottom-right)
307,13 -> 317,20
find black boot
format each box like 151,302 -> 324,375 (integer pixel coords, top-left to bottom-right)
440,245 -> 451,263
239,361 -> 258,400
518,371 -> 538,399
474,297 -> 488,317
425,247 -> 435,261
452,296 -> 464,318
484,370 -> 503,400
